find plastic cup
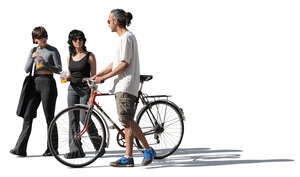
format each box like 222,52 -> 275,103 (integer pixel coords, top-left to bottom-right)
36,57 -> 43,69
60,71 -> 67,83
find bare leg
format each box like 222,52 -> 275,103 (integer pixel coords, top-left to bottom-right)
124,120 -> 150,157
124,127 -> 133,157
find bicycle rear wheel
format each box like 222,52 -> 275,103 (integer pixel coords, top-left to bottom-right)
48,105 -> 106,168
135,100 -> 184,159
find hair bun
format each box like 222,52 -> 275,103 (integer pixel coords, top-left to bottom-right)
125,12 -> 133,26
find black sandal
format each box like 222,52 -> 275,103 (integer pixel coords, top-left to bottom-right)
64,151 -> 85,159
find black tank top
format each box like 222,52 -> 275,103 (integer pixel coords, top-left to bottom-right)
69,52 -> 91,95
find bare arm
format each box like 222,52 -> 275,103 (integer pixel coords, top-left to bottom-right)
88,53 -> 97,76
88,53 -> 97,101
67,56 -> 71,80
96,61 -> 128,83
92,62 -> 113,78
103,61 -> 128,80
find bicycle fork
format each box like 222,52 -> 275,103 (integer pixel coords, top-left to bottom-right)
76,105 -> 94,138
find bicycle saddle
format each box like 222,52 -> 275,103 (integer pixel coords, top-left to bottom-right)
140,75 -> 153,82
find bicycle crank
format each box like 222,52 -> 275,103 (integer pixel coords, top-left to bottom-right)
116,129 -> 126,148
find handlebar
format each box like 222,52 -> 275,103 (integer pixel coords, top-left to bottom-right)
82,78 -> 96,87
82,78 -> 104,88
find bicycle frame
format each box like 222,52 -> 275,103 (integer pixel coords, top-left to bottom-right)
75,91 -> 129,148
76,79 -> 182,149
49,77 -> 185,167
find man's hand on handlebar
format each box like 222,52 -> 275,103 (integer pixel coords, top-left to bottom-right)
82,78 -> 95,84
89,74 -> 106,84
89,75 -> 97,80
95,76 -> 105,84
82,77 -> 104,85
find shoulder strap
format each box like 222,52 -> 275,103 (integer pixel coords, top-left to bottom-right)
86,52 -> 91,58
33,47 -> 37,53
29,47 -> 38,76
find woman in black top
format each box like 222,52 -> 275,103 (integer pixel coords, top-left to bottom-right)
64,30 -> 105,159
10,26 -> 61,157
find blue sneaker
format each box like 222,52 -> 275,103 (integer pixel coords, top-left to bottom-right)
110,156 -> 134,167
142,148 -> 155,166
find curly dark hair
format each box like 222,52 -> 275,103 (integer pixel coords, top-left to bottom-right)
68,29 -> 87,56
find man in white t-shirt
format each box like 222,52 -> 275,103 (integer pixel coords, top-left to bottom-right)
92,9 -> 155,167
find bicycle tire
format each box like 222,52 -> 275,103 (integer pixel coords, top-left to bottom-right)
135,100 -> 184,159
48,105 -> 106,168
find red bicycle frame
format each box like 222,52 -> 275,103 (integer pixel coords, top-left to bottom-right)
77,92 -> 126,138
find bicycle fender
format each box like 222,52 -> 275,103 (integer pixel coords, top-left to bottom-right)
163,100 -> 186,121
135,100 -> 185,121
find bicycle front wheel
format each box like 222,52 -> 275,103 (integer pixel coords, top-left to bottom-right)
135,100 -> 184,159
48,105 -> 106,168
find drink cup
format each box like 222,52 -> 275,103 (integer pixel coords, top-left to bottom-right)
60,71 -> 67,83
36,57 -> 44,69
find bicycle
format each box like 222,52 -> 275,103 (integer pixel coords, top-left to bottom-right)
48,75 -> 185,168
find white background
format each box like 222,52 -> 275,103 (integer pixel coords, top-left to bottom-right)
0,0 -> 299,176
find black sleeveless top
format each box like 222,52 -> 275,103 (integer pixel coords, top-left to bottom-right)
69,52 -> 91,96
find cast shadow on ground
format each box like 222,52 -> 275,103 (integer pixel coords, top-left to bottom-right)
88,147 -> 294,168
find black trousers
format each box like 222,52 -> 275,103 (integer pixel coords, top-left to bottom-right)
13,75 -> 58,154
67,85 -> 101,152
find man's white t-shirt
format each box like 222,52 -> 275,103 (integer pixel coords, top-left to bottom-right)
110,31 -> 140,97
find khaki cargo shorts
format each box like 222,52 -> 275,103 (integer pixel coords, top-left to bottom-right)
115,92 -> 138,122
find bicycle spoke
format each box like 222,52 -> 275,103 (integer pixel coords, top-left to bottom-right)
163,103 -> 168,124
136,100 -> 184,159
48,106 -> 106,167
155,105 -> 162,123
164,131 -> 180,143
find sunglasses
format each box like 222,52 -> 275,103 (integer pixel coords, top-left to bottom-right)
72,37 -> 83,41
107,19 -> 114,24
35,36 -> 47,40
